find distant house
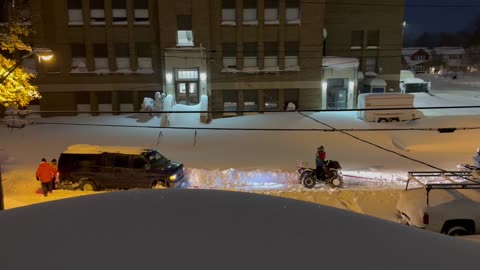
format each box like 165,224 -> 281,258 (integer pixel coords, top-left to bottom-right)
432,47 -> 466,72
402,48 -> 432,73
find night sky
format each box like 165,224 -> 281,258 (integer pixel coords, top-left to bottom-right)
404,0 -> 480,37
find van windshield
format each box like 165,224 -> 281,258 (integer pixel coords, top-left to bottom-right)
144,150 -> 170,168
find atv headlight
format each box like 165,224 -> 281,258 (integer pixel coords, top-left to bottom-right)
169,174 -> 177,181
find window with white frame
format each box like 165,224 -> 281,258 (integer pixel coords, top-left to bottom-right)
115,43 -> 130,70
264,0 -> 278,24
243,42 -> 258,68
71,43 -> 87,72
285,42 -> 299,68
177,15 -> 194,46
90,0 -> 105,24
136,42 -> 153,71
222,43 -> 237,68
112,0 -> 127,24
176,69 -> 199,81
264,42 -> 278,68
67,0 -> 83,25
243,0 -> 257,24
414,55 -> 426,61
243,90 -> 258,111
223,90 -> 238,114
93,43 -> 109,70
221,0 -> 236,24
286,0 -> 300,24
365,57 -> 377,72
134,0 -> 149,24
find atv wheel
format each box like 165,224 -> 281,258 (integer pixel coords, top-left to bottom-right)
328,175 -> 344,188
302,174 -> 316,189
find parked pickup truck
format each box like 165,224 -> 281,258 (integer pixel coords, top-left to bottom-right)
396,171 -> 480,236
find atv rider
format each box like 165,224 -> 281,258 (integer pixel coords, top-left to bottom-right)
315,146 -> 326,180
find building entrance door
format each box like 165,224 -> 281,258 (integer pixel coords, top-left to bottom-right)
326,79 -> 348,110
175,69 -> 199,105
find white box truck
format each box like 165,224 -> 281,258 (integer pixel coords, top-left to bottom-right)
357,93 -> 423,122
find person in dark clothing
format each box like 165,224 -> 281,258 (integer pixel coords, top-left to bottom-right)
36,158 -> 55,197
50,158 -> 58,190
315,146 -> 326,180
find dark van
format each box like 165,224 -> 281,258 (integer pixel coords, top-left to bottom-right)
58,144 -> 185,191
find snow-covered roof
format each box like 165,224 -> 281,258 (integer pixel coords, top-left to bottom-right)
433,47 -> 465,55
63,144 -> 151,155
402,47 -> 432,56
362,78 -> 387,86
322,56 -> 359,68
403,78 -> 427,84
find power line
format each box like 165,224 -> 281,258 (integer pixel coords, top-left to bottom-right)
298,111 -> 480,183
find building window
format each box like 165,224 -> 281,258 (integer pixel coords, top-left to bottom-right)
264,0 -> 278,24
93,43 -> 108,70
115,43 -> 130,70
221,0 -> 236,25
243,90 -> 258,111
90,0 -> 105,24
351,30 -> 363,49
243,42 -> 258,68
67,0 -> 83,25
71,43 -> 86,72
136,42 -> 152,71
112,0 -> 127,24
414,55 -> 425,61
223,90 -> 238,115
243,0 -> 257,25
176,69 -> 199,80
134,0 -> 149,24
367,30 -> 379,48
264,89 -> 279,111
285,42 -> 299,68
286,0 -> 300,24
222,43 -> 237,68
365,57 -> 377,72
264,42 -> 278,68
177,15 -> 193,47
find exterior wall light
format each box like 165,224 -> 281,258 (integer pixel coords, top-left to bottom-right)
200,72 -> 207,81
165,73 -> 173,83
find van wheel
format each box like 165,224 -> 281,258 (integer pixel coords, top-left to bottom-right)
446,225 -> 471,236
152,181 -> 166,189
81,180 -> 97,191
389,118 -> 399,122
378,118 -> 387,123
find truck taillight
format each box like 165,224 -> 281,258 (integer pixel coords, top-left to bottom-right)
423,212 -> 429,225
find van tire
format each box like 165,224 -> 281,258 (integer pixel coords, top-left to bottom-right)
378,118 -> 387,123
152,181 -> 166,189
81,180 -> 97,191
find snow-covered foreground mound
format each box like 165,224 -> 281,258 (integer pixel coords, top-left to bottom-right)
0,189 -> 478,270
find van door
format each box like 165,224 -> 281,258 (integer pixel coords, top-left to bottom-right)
128,155 -> 153,188
100,154 -> 131,189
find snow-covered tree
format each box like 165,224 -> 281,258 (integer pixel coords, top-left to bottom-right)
0,15 -> 40,109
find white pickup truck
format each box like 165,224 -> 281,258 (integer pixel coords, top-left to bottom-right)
396,171 -> 480,236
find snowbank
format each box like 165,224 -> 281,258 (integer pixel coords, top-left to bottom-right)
0,189 -> 478,270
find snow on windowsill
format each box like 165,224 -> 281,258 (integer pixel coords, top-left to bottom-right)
242,67 -> 260,73
367,46 -> 380,50
221,21 -> 236,26
68,22 -> 84,26
112,21 -> 128,25
264,20 -> 279,25
263,66 -> 280,72
285,65 -> 301,72
286,19 -> 301,25
350,46 -> 362,50
90,21 -> 106,25
134,21 -> 150,25
221,66 -> 300,73
243,20 -> 258,26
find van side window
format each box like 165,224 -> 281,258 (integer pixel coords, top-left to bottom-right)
114,155 -> 130,168
131,156 -> 147,169
103,155 -> 115,167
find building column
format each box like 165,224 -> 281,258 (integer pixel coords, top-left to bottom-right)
126,0 -> 138,71
258,89 -> 265,112
105,0 -> 117,72
257,0 -> 265,70
132,91 -> 140,111
112,91 -> 120,115
278,0 -> 286,69
236,0 -> 244,70
82,0 -> 95,71
238,90 -> 244,116
90,91 -> 99,116
279,89 -> 285,111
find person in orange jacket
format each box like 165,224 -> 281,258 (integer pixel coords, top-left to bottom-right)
36,158 -> 55,197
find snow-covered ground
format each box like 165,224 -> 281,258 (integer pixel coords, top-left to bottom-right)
1,74 -> 480,223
